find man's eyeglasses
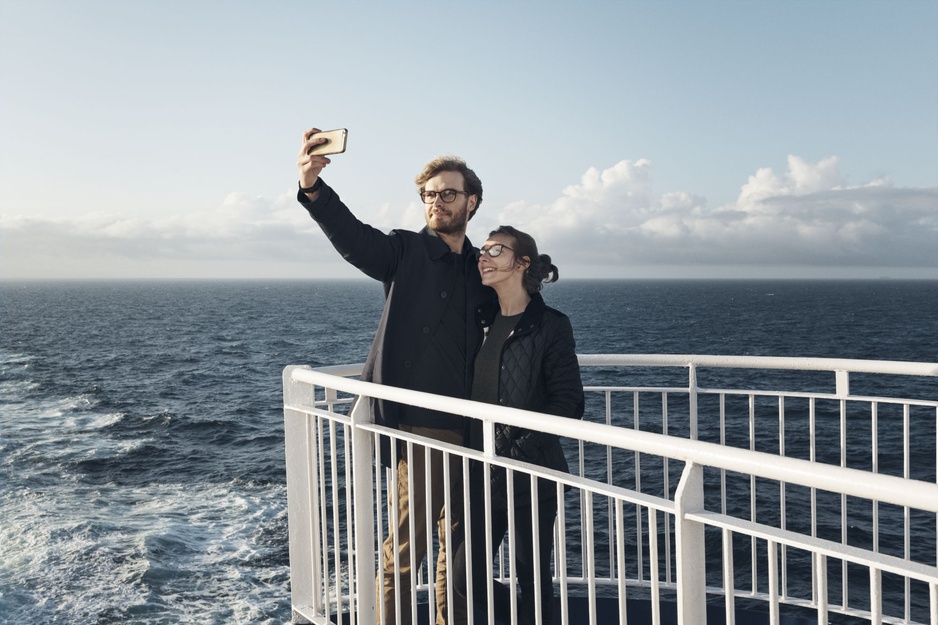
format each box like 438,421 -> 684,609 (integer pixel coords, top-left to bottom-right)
477,244 -> 515,259
419,189 -> 470,204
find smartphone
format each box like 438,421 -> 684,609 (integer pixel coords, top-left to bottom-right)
307,128 -> 348,156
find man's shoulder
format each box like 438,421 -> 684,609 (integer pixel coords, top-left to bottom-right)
388,226 -> 453,258
388,226 -> 430,240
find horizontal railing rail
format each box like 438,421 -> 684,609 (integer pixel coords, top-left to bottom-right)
283,355 -> 938,625
288,365 -> 937,509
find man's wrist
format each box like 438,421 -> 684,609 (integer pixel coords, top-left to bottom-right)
299,179 -> 322,194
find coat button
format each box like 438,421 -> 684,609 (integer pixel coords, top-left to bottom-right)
440,291 -> 448,299
422,326 -> 431,334
403,360 -> 412,369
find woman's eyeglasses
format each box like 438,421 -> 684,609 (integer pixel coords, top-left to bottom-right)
419,189 -> 470,204
477,244 -> 515,259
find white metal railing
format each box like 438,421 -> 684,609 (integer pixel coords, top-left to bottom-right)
283,355 -> 938,625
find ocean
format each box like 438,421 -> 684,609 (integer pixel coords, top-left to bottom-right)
1,279 -> 936,624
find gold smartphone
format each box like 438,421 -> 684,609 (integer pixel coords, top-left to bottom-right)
307,128 -> 348,156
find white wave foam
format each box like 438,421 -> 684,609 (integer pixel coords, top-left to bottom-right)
0,480 -> 291,624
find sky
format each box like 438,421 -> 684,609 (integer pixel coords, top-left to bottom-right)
1,0 -> 936,281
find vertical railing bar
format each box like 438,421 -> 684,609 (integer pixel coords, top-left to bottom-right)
606,390 -> 614,575
835,369 -> 850,398
389,440 -> 401,625
870,567 -> 883,625
374,434 -> 385,625
778,395 -> 788,599
675,463 -> 706,623
585,490 -> 597,625
462,456 -> 473,625
840,397 -> 848,611
329,420 -> 343,617
579,409 -> 587,580
424,444 -> 434,625
723,528 -> 735,625
808,393 -> 819,612
531,473 -> 543,625
930,581 -> 938,625
903,402 -> 912,622
720,393 -> 727,516
442,450 -> 454,625
616,497 -> 628,625
507,468 -> 518,625
351,397 -> 376,625
318,416 -> 332,616
649,507 -> 661,625
872,402 -> 879,555
749,393 -> 757,595
497,515 -> 506,583
557,480 -> 569,625
284,369 -> 321,617
484,460 -> 496,625
768,540 -> 779,625
343,424 -> 355,621
662,391 -> 672,586
815,553 -> 828,625
688,364 -> 698,441
408,441 -> 422,623
634,391 -> 644,584
309,412 -> 324,614
412,441 -> 425,625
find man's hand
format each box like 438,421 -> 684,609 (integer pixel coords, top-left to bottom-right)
297,128 -> 332,198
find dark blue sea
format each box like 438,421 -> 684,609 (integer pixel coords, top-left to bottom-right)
1,279 -> 936,624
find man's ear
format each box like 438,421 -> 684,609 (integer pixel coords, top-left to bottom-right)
467,195 -> 478,215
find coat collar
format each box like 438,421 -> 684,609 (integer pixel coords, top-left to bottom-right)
420,226 -> 475,260
477,291 -> 546,332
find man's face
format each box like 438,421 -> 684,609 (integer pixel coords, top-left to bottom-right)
423,171 -> 477,236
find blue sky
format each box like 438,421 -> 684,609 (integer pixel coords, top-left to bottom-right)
1,0 -> 936,280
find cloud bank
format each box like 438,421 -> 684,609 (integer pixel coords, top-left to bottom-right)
479,155 -> 936,276
2,156 -> 935,279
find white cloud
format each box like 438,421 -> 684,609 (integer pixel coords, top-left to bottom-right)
1,156 -> 935,279
0,191 -> 343,279
479,155 -> 937,274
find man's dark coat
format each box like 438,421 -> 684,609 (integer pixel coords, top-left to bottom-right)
299,182 -> 491,448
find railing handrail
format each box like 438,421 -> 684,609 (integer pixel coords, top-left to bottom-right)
305,353 -> 938,377
576,353 -> 938,376
286,364 -> 938,514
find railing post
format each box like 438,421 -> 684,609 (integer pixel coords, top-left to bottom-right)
835,370 -> 849,397
350,396 -> 377,625
688,364 -> 698,440
283,365 -> 318,623
675,462 -> 707,625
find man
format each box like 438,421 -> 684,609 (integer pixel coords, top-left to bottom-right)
296,128 -> 491,625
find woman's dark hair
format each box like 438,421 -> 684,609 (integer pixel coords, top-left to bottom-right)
489,225 -> 559,294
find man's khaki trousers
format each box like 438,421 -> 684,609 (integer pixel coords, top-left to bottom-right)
377,425 -> 467,625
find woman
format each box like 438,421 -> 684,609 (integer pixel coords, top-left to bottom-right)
453,225 -> 584,625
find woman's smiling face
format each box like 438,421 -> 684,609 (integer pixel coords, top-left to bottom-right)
478,233 -> 524,290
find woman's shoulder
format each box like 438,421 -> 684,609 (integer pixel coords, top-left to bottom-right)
535,302 -> 575,338
540,300 -> 572,323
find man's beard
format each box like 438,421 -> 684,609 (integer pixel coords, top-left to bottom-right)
428,206 -> 469,236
